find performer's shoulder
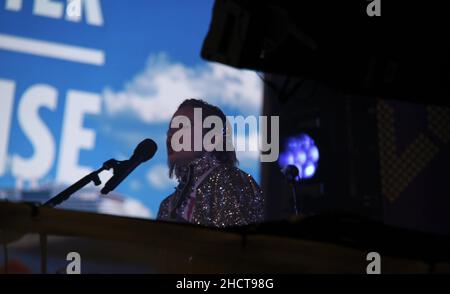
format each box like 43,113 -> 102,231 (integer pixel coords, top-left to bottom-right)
160,191 -> 176,206
209,164 -> 259,184
157,191 -> 176,220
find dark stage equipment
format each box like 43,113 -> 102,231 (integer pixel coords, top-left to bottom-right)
201,0 -> 449,106
2,201 -> 450,273
201,0 -> 450,234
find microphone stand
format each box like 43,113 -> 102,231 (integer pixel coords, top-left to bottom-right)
281,165 -> 300,215
289,182 -> 299,215
43,159 -> 121,208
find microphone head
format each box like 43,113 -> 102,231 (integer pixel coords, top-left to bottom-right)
282,164 -> 299,182
132,138 -> 157,162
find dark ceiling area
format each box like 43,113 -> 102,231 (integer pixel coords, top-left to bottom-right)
202,0 -> 449,105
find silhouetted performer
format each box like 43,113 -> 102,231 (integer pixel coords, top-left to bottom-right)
157,99 -> 264,227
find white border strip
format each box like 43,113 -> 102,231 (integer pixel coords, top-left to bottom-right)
0,33 -> 105,66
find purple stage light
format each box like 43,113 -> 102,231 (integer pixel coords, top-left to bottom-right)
278,133 -> 319,181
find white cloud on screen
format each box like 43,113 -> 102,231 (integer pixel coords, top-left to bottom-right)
103,53 -> 262,123
146,164 -> 178,190
123,198 -> 153,219
98,197 -> 153,219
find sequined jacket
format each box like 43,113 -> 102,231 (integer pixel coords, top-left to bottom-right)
157,154 -> 264,227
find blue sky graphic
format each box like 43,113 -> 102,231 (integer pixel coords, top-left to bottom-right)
0,0 -> 262,218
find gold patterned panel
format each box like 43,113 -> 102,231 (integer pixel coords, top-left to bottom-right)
377,100 -> 439,203
427,106 -> 450,144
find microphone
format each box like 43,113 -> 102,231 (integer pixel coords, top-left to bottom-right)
281,164 -> 299,183
101,138 -> 157,195
281,164 -> 300,215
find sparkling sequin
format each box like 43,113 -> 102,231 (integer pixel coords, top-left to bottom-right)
157,153 -> 264,227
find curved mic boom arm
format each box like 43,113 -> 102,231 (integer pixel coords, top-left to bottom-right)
43,159 -> 123,208
44,138 -> 157,208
